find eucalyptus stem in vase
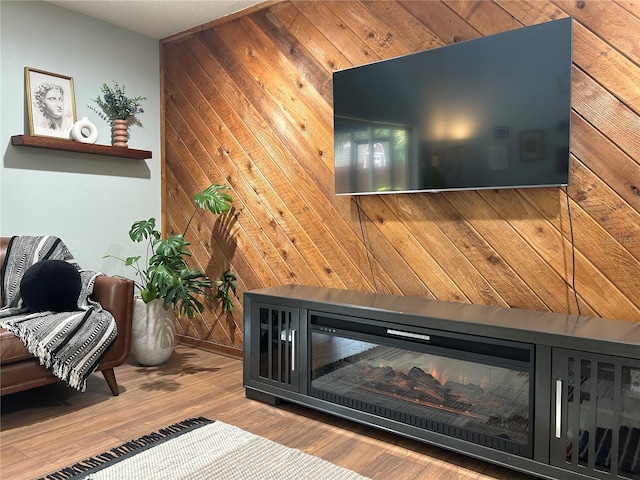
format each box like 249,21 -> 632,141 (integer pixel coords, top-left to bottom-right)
88,80 -> 146,148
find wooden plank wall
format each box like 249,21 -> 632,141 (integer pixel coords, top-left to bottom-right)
161,0 -> 640,357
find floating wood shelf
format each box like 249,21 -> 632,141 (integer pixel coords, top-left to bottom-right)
11,135 -> 152,160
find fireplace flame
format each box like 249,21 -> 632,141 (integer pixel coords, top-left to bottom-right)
426,365 -> 491,391
430,367 -> 450,385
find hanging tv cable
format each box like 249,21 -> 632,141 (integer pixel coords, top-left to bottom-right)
565,185 -> 581,315
355,196 -> 379,294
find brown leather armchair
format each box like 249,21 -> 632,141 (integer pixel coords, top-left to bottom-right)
0,237 -> 134,396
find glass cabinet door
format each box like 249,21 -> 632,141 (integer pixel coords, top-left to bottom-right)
250,303 -> 300,392
551,349 -> 640,479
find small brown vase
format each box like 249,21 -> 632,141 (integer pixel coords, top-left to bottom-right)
111,119 -> 129,148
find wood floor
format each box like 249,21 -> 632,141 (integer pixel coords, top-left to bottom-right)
1,345 -> 535,480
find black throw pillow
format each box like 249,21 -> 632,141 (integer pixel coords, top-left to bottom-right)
20,260 -> 81,312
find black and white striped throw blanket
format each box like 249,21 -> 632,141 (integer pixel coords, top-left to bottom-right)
0,236 -> 117,392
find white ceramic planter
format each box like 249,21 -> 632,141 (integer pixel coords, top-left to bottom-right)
131,298 -> 176,366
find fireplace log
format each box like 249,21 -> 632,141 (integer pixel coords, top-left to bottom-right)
444,381 -> 483,408
372,372 -> 415,395
408,367 -> 446,403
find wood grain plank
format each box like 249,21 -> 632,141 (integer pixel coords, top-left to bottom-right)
358,452 -> 432,480
444,191 -> 578,313
551,0 -> 640,65
480,187 -> 640,320
270,2 -> 352,74
353,197 -> 430,297
443,0 -> 523,35
216,16 -> 335,173
362,194 -> 515,306
326,0 -> 413,59
248,8 -> 334,104
400,0 -> 481,45
361,1 -> 444,53
292,0 -> 379,66
494,0 -> 568,24
614,0 -> 640,17
412,193 -> 554,312
358,194 -> 469,303
569,114 -> 640,260
572,66 -> 640,164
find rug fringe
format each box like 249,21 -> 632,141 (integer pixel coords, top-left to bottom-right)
38,417 -> 213,480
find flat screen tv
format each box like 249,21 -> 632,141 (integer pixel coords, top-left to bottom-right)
333,18 -> 572,196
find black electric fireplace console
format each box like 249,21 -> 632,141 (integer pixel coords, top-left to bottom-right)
243,285 -> 640,480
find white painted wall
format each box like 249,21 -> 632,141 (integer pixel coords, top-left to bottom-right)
0,1 -> 161,279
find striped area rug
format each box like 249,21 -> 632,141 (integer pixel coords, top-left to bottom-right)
39,417 -> 370,480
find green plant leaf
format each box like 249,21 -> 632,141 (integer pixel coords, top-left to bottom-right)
153,234 -> 190,259
194,184 -> 233,214
140,288 -> 157,303
88,80 -> 146,125
124,256 -> 141,266
215,269 -> 237,313
129,218 -> 159,242
153,268 -> 212,318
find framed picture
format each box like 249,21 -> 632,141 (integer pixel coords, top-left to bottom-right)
25,67 -> 76,139
488,145 -> 509,171
519,130 -> 543,161
494,126 -> 509,138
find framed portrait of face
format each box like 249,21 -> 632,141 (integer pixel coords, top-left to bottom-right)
25,67 -> 77,139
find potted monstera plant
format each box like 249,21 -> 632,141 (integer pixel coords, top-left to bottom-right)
107,184 -> 236,366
